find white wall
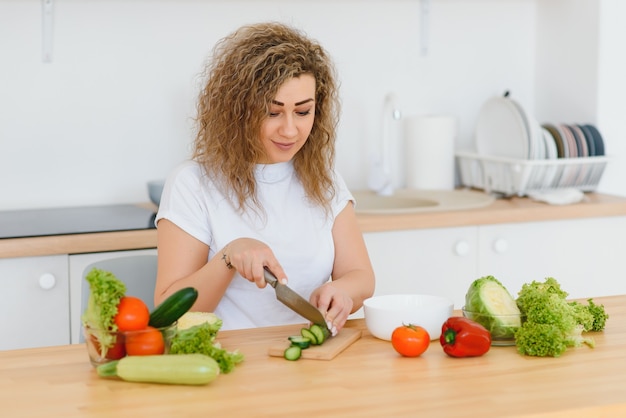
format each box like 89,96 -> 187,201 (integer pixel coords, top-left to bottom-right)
596,0 -> 626,195
534,0 -> 625,197
534,1 -> 600,123
1,0 -> 622,211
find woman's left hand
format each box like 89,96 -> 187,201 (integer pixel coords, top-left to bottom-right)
309,282 -> 353,336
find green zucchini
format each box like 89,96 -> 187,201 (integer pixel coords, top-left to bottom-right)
288,335 -> 311,349
97,354 -> 219,385
284,345 -> 302,361
149,287 -> 198,328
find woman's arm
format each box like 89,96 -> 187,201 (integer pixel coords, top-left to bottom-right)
310,201 -> 376,332
154,219 -> 290,311
154,219 -> 234,311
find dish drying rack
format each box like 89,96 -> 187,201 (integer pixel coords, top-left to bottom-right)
456,152 -> 610,197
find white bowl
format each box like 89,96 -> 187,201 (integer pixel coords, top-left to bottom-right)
363,294 -> 454,341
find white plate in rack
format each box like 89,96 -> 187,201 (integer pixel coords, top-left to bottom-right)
542,127 -> 558,188
475,96 -> 529,159
511,98 -> 542,160
543,127 -> 558,160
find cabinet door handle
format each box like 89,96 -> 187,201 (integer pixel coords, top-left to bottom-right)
38,273 -> 56,290
493,238 -> 508,254
454,240 -> 470,256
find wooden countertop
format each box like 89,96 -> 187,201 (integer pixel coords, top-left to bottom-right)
1,295 -> 624,417
2,193 -> 626,258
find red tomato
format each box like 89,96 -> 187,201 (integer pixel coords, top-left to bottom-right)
114,296 -> 150,332
90,333 -> 126,360
104,333 -> 127,359
125,326 -> 165,356
391,324 -> 431,357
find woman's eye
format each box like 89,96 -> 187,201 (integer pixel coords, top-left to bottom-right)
297,110 -> 311,116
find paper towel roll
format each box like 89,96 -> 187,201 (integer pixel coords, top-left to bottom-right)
404,115 -> 457,190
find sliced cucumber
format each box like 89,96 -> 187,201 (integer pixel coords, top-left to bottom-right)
300,328 -> 318,345
320,325 -> 331,341
284,345 -> 302,361
309,324 -> 326,345
288,336 -> 311,349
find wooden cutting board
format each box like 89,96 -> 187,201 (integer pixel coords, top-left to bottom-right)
268,328 -> 362,360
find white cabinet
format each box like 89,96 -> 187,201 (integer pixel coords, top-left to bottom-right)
0,248 -> 157,351
0,255 -> 70,350
363,216 -> 626,309
363,226 -> 478,308
478,216 -> 626,300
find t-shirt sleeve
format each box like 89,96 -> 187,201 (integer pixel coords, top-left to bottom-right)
331,169 -> 355,219
155,161 -> 212,246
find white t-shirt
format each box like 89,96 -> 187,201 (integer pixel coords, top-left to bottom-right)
156,160 -> 353,330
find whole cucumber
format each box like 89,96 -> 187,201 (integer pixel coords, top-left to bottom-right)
149,287 -> 198,328
97,354 -> 219,385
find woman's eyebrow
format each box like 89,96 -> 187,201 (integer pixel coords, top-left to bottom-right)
271,98 -> 315,106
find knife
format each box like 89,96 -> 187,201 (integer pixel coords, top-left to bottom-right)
263,267 -> 331,336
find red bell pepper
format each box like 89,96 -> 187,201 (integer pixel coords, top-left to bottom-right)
440,317 -> 491,357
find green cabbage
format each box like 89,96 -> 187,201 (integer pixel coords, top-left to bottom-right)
464,275 -> 522,339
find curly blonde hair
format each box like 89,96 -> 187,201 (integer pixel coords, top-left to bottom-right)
192,22 -> 341,214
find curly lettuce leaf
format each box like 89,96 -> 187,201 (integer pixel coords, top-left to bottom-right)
515,277 -> 605,357
81,268 -> 126,357
170,320 -> 244,374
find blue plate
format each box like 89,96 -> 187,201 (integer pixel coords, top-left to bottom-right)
583,124 -> 605,156
578,124 -> 596,156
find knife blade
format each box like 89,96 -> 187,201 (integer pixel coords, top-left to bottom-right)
263,267 -> 331,335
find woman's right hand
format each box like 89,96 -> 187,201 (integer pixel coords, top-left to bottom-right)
224,238 -> 288,288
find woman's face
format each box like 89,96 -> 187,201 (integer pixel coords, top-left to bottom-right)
259,74 -> 316,164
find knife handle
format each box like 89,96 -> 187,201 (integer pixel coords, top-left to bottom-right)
263,267 -> 278,288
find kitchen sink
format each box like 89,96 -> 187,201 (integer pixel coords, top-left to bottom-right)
351,189 -> 495,215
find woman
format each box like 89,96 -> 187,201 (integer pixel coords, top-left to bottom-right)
154,22 -> 375,335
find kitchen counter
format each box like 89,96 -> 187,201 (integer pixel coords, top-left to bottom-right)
1,295 -> 624,417
0,203 -> 159,258
357,191 -> 626,232
2,193 -> 626,258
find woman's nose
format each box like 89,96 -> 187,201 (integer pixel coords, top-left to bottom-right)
279,114 -> 298,138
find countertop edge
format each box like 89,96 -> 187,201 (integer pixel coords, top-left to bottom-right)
2,193 -> 626,258
0,229 -> 158,258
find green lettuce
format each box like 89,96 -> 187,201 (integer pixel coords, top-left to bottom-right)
170,320 -> 244,374
81,268 -> 126,356
515,278 -> 609,357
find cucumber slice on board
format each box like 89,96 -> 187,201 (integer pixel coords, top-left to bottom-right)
301,328 -> 318,345
284,345 -> 302,361
288,336 -> 311,349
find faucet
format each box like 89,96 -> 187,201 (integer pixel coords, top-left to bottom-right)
368,93 -> 402,196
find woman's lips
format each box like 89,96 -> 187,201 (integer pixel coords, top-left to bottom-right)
273,141 -> 296,151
